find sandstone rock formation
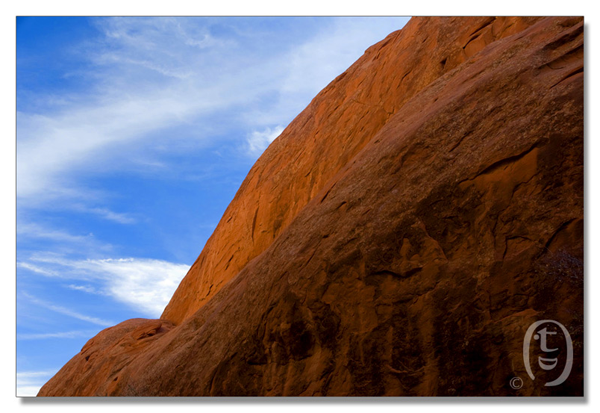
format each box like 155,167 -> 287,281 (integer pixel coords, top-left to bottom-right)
38,16 -> 583,397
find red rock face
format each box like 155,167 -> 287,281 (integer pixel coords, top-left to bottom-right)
38,16 -> 583,397
161,16 -> 548,326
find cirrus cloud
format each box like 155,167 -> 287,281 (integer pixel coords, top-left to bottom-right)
21,256 -> 190,317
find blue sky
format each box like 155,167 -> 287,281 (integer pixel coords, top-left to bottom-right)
16,16 -> 409,396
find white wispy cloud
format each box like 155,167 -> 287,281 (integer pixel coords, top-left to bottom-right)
17,386 -> 43,398
21,257 -> 190,317
17,221 -> 93,244
17,370 -> 57,397
16,219 -> 114,256
282,18 -> 390,96
65,284 -> 102,294
23,293 -> 115,327
17,330 -> 98,340
246,125 -> 284,156
17,262 -> 58,276
74,206 -> 137,224
240,17 -> 410,127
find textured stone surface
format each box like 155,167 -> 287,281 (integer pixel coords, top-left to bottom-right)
161,16 -> 547,325
39,16 -> 583,397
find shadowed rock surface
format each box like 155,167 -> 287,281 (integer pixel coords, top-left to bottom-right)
39,16 -> 583,397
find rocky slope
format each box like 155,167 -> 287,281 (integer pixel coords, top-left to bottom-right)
39,16 -> 583,397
